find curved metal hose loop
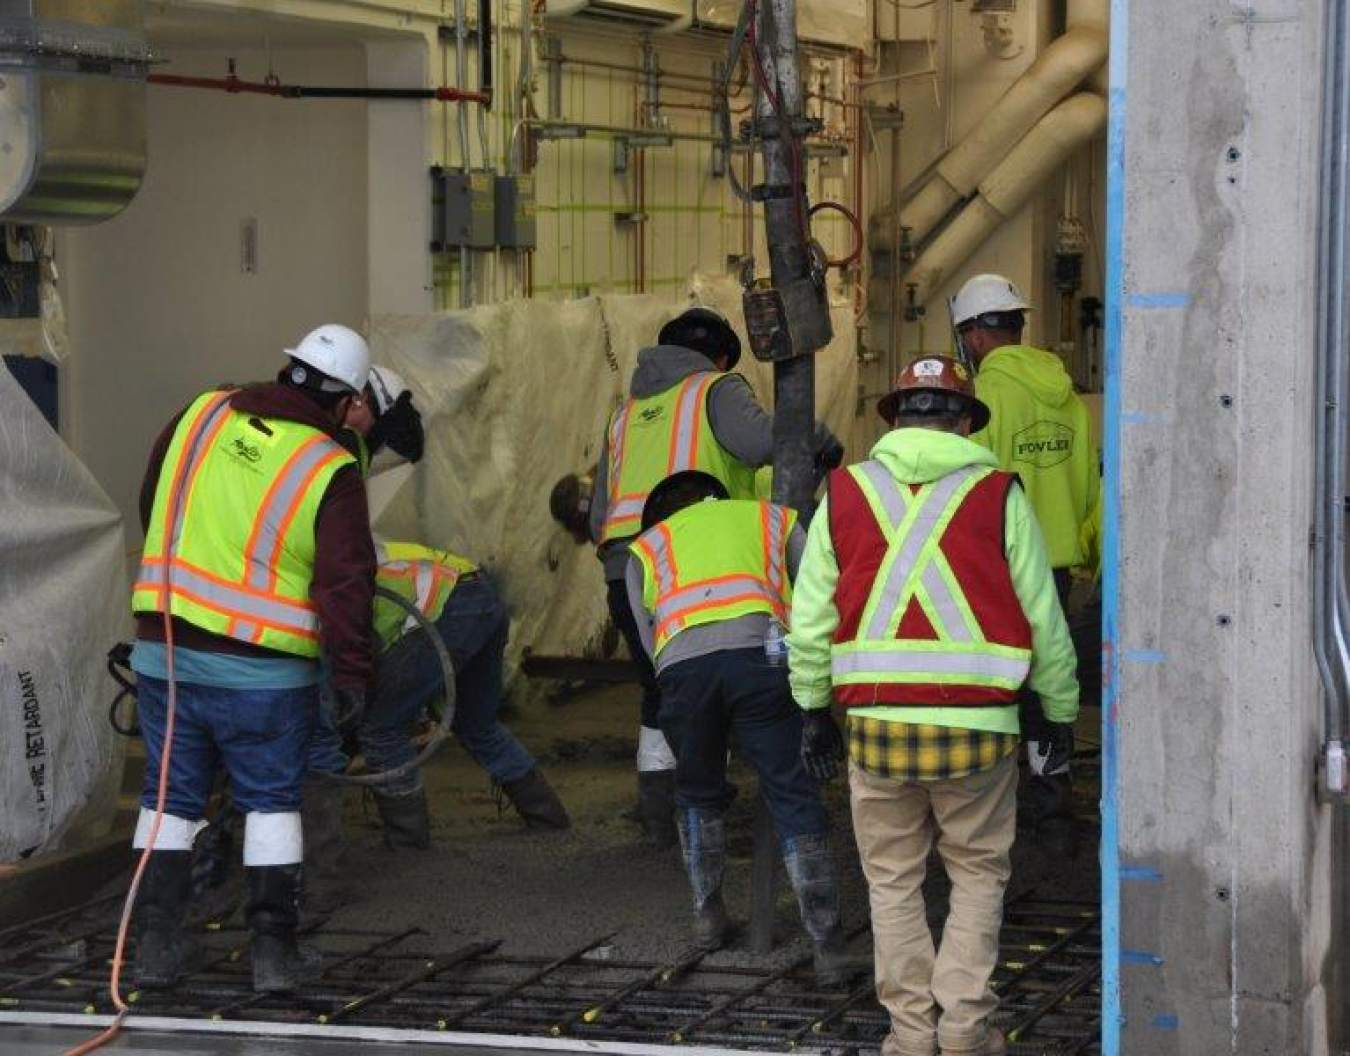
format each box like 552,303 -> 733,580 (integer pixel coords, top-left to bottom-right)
317,584 -> 458,788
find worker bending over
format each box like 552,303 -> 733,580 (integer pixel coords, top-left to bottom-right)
788,357 -> 1079,1056
591,307 -> 841,846
627,472 -> 865,987
128,325 -> 376,994
952,274 -> 1097,855
304,367 -> 568,889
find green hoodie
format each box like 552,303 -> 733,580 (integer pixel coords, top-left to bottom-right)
786,428 -> 1079,733
971,344 -> 1098,569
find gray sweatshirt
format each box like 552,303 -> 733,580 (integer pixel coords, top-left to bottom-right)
590,344 -> 836,581
625,519 -> 807,674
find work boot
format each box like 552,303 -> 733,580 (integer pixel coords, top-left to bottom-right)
783,833 -> 871,987
676,809 -> 730,950
133,850 -> 202,989
185,805 -> 243,927
939,1028 -> 1007,1056
1026,771 -> 1076,859
501,768 -> 572,829
246,864 -> 323,995
372,787 -> 431,850
637,770 -> 678,849
301,778 -> 356,923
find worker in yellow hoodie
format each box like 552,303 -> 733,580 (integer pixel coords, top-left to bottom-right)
950,274 -> 1097,857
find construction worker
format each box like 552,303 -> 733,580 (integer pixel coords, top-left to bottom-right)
304,368 -> 569,889
788,357 -> 1079,1056
627,471 -> 866,986
951,274 -> 1097,855
128,324 -> 376,994
591,306 -> 842,846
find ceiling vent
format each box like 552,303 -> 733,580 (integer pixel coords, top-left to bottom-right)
543,0 -> 693,32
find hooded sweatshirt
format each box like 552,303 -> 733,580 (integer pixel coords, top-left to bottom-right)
971,344 -> 1098,569
786,427 -> 1079,734
589,344 -> 836,580
134,382 -> 376,690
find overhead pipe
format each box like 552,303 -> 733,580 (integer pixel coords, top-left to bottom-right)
871,25 -> 1107,253
1067,0 -> 1109,94
147,71 -> 489,103
900,92 -> 1106,310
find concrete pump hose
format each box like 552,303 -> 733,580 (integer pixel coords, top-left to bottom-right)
318,584 -> 457,787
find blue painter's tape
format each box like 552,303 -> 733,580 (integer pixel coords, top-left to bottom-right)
1124,649 -> 1166,664
1122,950 -> 1165,966
1126,292 -> 1191,309
1121,411 -> 1167,424
1120,866 -> 1164,881
1151,1015 -> 1180,1030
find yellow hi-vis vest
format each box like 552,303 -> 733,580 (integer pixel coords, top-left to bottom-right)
373,540 -> 477,649
631,499 -> 795,657
132,390 -> 356,658
599,372 -> 757,542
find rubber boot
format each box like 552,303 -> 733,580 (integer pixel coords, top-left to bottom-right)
185,805 -> 243,928
502,768 -> 572,829
782,833 -> 870,987
372,787 -> 431,850
133,850 -> 201,990
1026,769 -> 1076,859
301,778 -> 356,923
940,1028 -> 1008,1056
676,809 -> 730,950
246,864 -> 323,995
636,770 -> 678,849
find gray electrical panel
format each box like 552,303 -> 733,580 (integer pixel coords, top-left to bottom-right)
432,168 -> 496,250
494,175 -> 537,249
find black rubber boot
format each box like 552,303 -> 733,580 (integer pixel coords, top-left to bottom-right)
502,768 -> 572,829
246,864 -> 323,995
636,770 -> 678,849
133,850 -> 201,990
373,787 -> 431,850
301,778 -> 355,923
783,834 -> 870,988
676,809 -> 730,950
185,804 -> 243,928
1027,771 -> 1076,859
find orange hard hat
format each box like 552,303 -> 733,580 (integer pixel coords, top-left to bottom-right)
876,355 -> 991,431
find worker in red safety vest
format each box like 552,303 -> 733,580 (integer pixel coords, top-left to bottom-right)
788,356 -> 1080,1056
589,306 -> 842,846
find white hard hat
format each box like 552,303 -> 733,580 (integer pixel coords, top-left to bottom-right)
286,324 -> 371,393
366,365 -> 410,416
950,274 -> 1031,328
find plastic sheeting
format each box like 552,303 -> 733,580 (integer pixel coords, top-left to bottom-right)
368,276 -> 859,697
0,360 -> 126,863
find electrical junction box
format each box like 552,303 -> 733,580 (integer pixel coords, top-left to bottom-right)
431,167 -> 496,250
494,174 -> 536,249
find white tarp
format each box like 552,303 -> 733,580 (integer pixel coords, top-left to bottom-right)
0,360 -> 126,863
368,276 -> 860,697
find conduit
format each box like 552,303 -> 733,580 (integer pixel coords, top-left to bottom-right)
902,92 -> 1106,307
147,72 -> 489,104
871,25 -> 1107,252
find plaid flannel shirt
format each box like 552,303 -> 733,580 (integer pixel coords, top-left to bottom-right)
848,714 -> 1019,783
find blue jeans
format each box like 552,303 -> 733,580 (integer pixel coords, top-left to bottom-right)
138,675 -> 318,818
657,647 -> 827,842
308,574 -> 536,795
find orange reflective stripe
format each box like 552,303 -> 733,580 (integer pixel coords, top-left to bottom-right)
156,393 -> 236,596
653,574 -> 782,640
607,404 -> 632,511
666,374 -> 715,474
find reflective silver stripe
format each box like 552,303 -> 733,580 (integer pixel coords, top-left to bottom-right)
165,395 -> 235,553
863,469 -> 977,640
609,496 -> 646,519
765,504 -> 787,593
607,405 -> 631,506
245,436 -> 348,590
655,575 -> 777,630
668,374 -> 709,471
830,648 -> 1029,683
921,563 -> 973,643
855,460 -> 908,530
140,562 -> 319,633
641,526 -> 678,594
235,621 -> 260,641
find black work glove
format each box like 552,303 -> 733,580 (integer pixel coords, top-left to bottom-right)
368,391 -> 424,464
332,685 -> 367,735
816,436 -> 845,474
800,709 -> 846,782
1038,721 -> 1075,777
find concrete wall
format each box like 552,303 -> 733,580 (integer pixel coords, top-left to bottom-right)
59,47 -> 369,540
1112,0 -> 1336,1052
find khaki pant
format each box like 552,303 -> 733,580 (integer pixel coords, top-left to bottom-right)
849,754 -> 1017,1056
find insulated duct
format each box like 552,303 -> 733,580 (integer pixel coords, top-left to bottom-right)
902,92 -> 1106,308
871,25 -> 1107,253
0,0 -> 149,225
